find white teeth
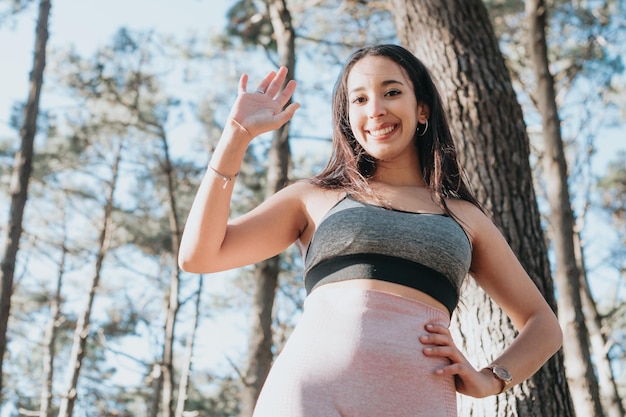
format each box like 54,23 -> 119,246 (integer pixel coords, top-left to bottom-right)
369,126 -> 395,137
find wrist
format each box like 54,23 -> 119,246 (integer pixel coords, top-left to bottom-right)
208,165 -> 239,189
213,123 -> 251,164
229,117 -> 253,139
479,367 -> 503,396
482,364 -> 513,395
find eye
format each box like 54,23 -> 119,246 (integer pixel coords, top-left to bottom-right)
386,89 -> 402,97
350,96 -> 367,104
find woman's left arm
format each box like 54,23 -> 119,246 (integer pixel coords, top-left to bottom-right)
422,204 -> 563,398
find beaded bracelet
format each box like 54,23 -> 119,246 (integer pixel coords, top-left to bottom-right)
208,165 -> 239,189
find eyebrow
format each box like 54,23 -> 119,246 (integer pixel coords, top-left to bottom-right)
349,79 -> 405,94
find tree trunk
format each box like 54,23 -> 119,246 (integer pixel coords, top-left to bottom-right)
57,141 -> 122,417
576,231 -> 626,417
147,363 -> 162,417
0,0 -> 50,395
39,217 -> 67,417
526,1 -> 605,416
175,276 -> 203,417
239,1 -> 296,416
159,126 -> 183,417
240,260 -> 279,417
392,0 -> 574,415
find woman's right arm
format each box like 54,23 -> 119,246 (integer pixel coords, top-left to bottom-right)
178,66 -> 300,273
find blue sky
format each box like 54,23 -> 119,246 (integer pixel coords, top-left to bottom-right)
0,0 -> 231,137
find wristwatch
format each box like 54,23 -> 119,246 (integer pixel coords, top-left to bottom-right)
484,364 -> 513,394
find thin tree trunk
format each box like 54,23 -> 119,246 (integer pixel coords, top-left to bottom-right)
39,213 -> 67,417
147,363 -> 162,417
175,276 -> 204,417
526,1 -> 605,415
239,1 -> 295,416
57,141 -> 123,417
160,126 -> 183,417
392,0 -> 574,415
0,0 -> 50,395
575,231 -> 626,417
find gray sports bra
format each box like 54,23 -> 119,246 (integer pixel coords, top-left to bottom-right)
303,195 -> 472,314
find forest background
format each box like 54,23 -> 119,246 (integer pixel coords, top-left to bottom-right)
0,0 -> 624,416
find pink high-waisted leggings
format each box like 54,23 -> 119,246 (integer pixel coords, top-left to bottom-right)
251,286 -> 457,417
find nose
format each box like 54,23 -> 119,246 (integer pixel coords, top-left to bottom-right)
367,96 -> 386,118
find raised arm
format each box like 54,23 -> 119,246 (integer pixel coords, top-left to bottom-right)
178,67 -> 301,273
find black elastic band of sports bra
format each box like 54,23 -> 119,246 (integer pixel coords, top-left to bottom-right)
305,253 -> 458,315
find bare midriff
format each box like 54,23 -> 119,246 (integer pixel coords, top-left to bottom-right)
325,278 -> 450,317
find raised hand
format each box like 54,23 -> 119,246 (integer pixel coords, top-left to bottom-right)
228,66 -> 300,140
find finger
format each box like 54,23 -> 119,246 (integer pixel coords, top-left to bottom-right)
239,74 -> 249,95
423,344 -> 458,358
435,362 -> 468,377
265,66 -> 289,97
256,70 -> 277,94
274,79 -> 297,107
420,333 -> 453,346
425,323 -> 451,336
423,345 -> 469,369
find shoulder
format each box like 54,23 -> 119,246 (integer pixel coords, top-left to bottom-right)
445,198 -> 494,247
280,179 -> 344,204
268,180 -> 345,223
447,198 -> 523,282
277,180 -> 346,245
274,180 -> 330,205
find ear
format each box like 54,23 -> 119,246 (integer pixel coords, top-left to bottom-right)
417,103 -> 430,124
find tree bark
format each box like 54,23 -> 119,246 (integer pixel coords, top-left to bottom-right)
526,1 -> 605,416
0,0 -> 50,396
392,0 -> 574,415
239,1 -> 296,416
57,141 -> 122,417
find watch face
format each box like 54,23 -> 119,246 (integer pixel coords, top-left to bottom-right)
493,366 -> 512,381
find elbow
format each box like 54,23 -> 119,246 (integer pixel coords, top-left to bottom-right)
554,319 -> 564,353
526,308 -> 563,360
178,258 -> 214,274
547,311 -> 564,356
178,255 -> 199,273
178,238 -> 211,273
178,250 -> 222,274
178,250 -> 207,274
178,256 -> 195,273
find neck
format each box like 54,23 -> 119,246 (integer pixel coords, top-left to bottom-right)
371,165 -> 426,188
371,149 -> 425,186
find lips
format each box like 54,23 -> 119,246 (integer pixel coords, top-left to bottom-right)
368,124 -> 396,137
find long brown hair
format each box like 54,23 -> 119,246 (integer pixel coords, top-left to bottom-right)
309,44 -> 482,215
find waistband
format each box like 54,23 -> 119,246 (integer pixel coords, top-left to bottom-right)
304,253 -> 458,315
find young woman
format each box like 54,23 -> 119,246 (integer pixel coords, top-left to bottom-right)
178,44 -> 562,417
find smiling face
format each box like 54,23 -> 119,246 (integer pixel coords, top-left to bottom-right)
346,55 -> 429,171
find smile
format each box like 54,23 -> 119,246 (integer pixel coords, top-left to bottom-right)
368,125 -> 396,137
